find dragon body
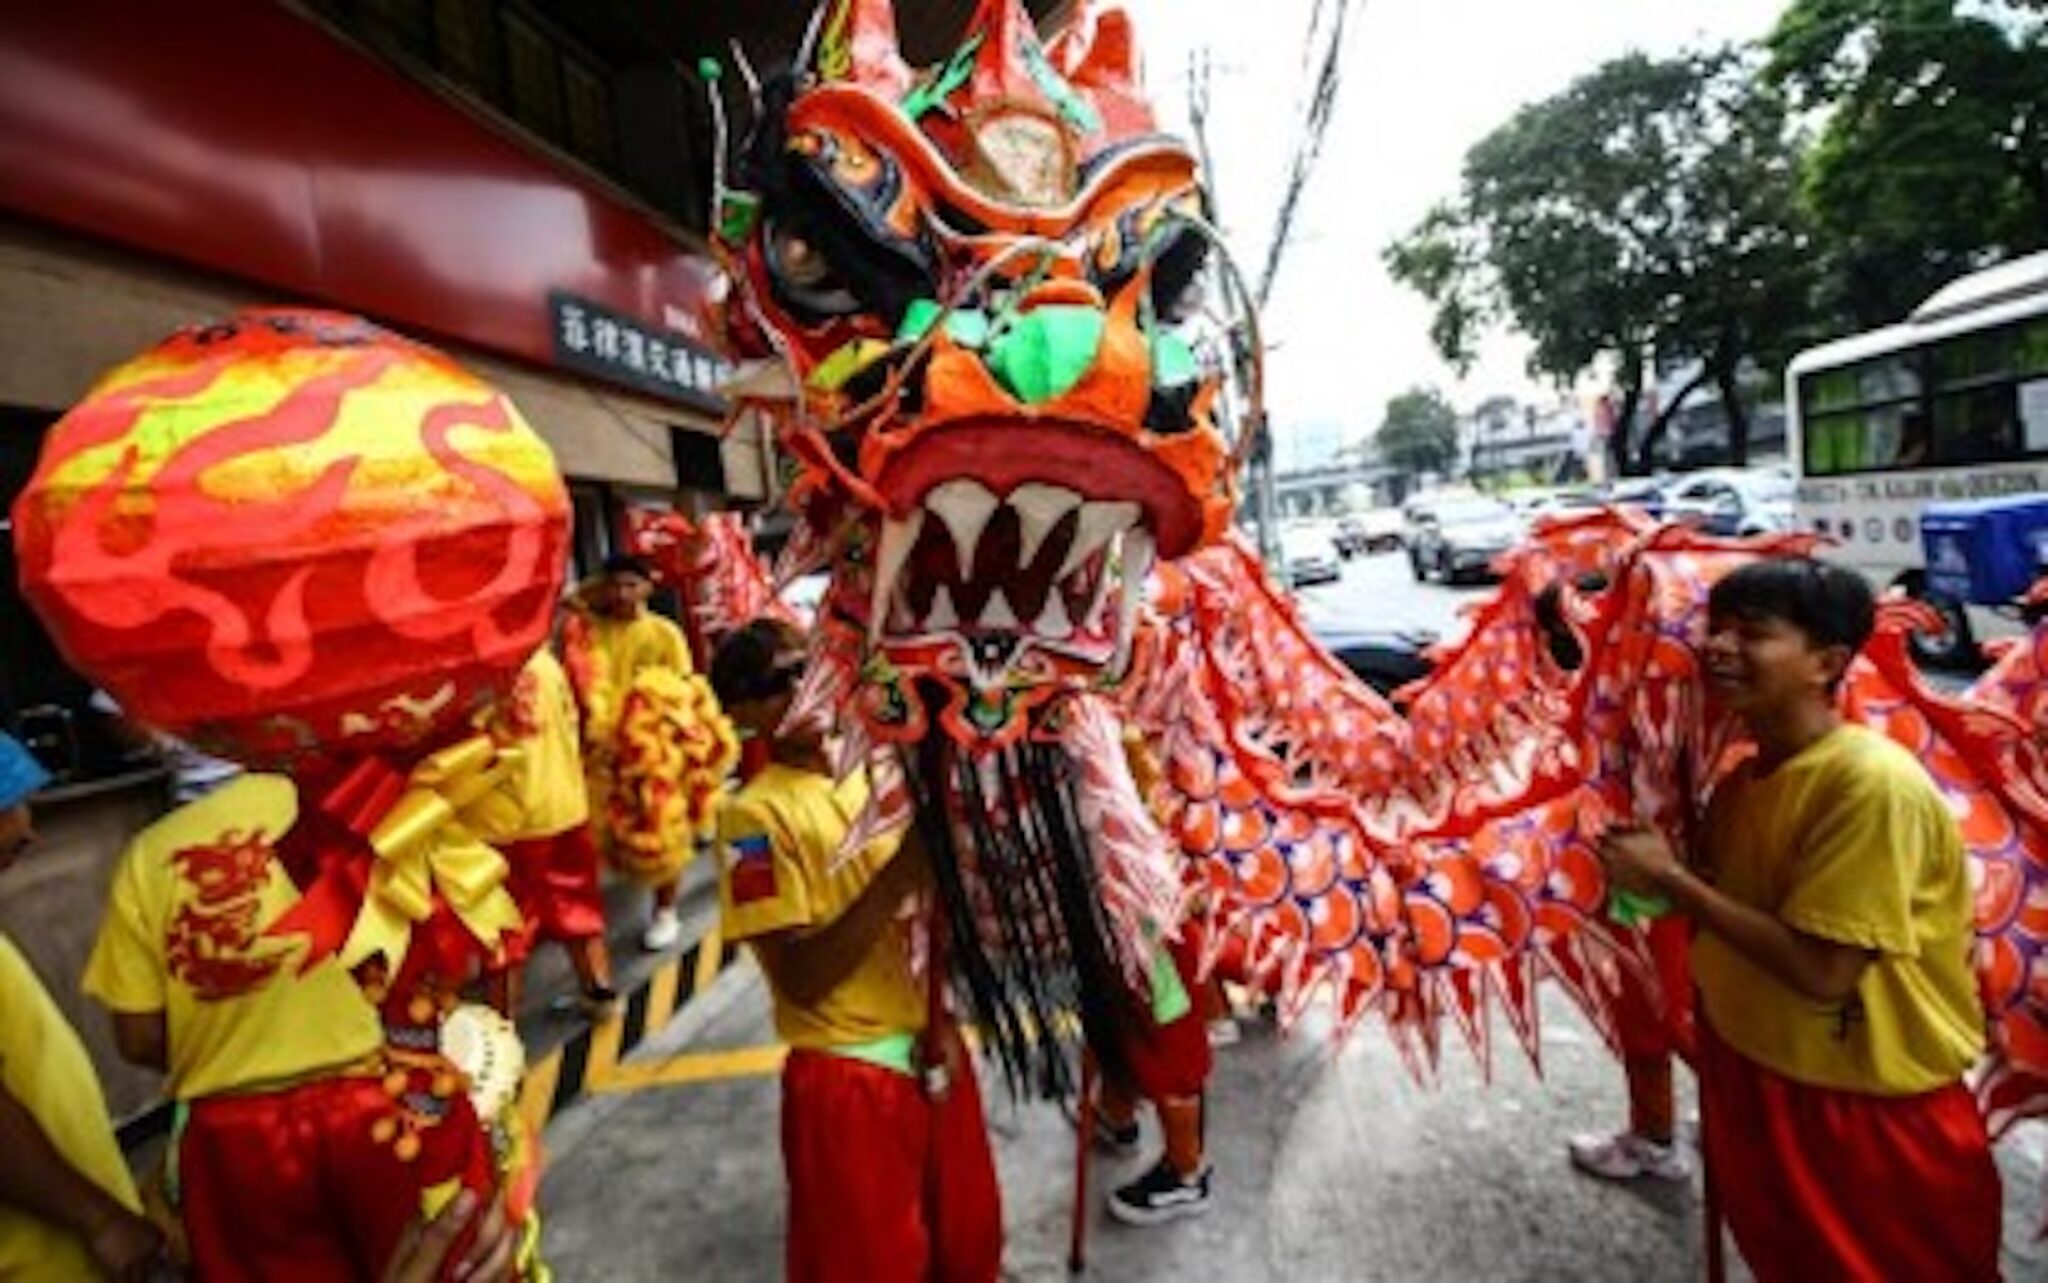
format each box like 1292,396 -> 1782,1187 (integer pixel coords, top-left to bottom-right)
708,0 -> 2048,1135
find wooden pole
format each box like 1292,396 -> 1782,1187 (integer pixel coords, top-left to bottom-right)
1069,1056 -> 1096,1274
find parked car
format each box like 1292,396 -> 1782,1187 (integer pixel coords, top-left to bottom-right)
1659,468 -> 1795,536
1311,625 -> 1438,700
1337,508 -> 1405,555
1517,489 -> 1605,522
1281,522 -> 1342,586
1605,476 -> 1673,519
1405,495 -> 1525,584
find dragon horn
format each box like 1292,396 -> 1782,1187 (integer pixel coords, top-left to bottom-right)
802,0 -> 910,96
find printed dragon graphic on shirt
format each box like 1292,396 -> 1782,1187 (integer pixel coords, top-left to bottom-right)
167,829 -> 291,1001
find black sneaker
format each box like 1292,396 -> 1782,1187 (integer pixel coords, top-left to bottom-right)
1108,1159 -> 1212,1226
1093,1115 -> 1141,1156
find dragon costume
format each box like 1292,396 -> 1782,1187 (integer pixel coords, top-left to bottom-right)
707,0 -> 2048,1147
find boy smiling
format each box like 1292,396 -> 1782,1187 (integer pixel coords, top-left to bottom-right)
1598,557 -> 1998,1281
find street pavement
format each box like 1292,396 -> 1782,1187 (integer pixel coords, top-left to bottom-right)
537,550 -> 2048,1280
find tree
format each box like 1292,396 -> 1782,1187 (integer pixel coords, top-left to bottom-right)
1376,387 -> 1460,479
1386,49 -> 1812,473
1767,0 -> 2048,328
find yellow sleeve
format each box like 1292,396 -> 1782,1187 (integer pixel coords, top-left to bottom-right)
655,615 -> 693,676
80,840 -> 168,1015
717,795 -> 813,943
1779,760 -> 1928,958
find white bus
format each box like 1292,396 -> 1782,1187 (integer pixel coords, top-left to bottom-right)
1785,250 -> 2048,664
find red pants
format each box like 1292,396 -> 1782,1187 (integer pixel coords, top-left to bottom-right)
782,1044 -> 1002,1283
1122,932 -> 1214,1102
499,826 -> 607,966
1614,917 -> 1695,1139
1700,1024 -> 2001,1283
179,1074 -> 494,1282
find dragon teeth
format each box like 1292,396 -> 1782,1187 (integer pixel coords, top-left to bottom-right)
926,582 -> 960,631
1036,588 -> 1074,639
925,478 -> 1000,571
870,511 -> 924,643
981,587 -> 1020,629
1008,483 -> 1083,568
1057,500 -> 1141,582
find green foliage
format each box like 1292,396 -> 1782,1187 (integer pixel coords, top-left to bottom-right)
1376,387 -> 1461,477
1385,48 -> 1811,470
1766,0 -> 2048,327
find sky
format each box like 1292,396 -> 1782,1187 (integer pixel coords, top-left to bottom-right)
1114,0 -> 1791,463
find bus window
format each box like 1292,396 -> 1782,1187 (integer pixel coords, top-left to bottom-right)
2020,319 -> 2048,376
1932,385 -> 2021,464
1933,329 -> 2013,387
1805,405 -> 1919,474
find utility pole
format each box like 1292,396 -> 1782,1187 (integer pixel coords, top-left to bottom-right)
1186,1 -> 1363,570
1187,51 -> 1283,565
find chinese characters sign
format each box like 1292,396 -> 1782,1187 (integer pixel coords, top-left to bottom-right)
549,291 -> 729,414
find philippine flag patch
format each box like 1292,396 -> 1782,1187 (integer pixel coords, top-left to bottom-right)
727,832 -> 777,904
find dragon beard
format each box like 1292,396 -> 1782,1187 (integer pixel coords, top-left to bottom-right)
905,687 -> 1184,1099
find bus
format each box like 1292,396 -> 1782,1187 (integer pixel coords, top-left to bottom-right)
1785,250 -> 2048,665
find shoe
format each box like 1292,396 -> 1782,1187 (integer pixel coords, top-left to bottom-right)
1206,1017 -> 1241,1048
1092,1114 -> 1141,1156
1108,1159 -> 1212,1226
580,985 -> 620,1021
642,909 -> 682,952
1567,1131 -> 1691,1182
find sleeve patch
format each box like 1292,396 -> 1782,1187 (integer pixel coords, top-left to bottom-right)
726,832 -> 778,905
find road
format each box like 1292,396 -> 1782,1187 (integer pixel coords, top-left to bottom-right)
536,549 -> 2048,1281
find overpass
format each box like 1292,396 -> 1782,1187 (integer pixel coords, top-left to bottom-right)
1271,461 -> 1407,517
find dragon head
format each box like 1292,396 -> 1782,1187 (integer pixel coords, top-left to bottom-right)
715,0 -> 1242,750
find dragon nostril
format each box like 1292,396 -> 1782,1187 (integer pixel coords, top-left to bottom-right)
1144,384 -> 1198,435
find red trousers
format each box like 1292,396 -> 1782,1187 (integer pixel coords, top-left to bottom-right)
179,1074 -> 494,1282
1122,932 -> 1214,1102
782,1044 -> 1002,1283
499,826 -> 607,966
1614,916 -> 1695,1139
1700,1024 -> 2001,1283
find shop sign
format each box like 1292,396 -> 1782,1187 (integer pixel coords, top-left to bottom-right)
550,291 -> 729,413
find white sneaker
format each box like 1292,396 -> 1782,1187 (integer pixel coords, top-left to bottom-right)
1567,1131 -> 1691,1182
641,908 -> 682,952
1206,1017 -> 1242,1048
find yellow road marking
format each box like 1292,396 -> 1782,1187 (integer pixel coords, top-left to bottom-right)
518,1048 -> 562,1137
643,961 -> 681,1032
592,1044 -> 789,1092
584,1005 -> 626,1081
693,925 -> 726,995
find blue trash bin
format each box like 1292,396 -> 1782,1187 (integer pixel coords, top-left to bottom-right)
1920,496 -> 2048,605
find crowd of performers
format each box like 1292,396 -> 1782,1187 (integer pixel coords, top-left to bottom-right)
0,547 -> 2013,1281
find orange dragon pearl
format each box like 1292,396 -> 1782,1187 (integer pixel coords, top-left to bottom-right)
11,309 -> 570,769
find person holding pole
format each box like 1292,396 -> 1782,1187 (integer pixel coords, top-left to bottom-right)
1597,557 -> 1999,1280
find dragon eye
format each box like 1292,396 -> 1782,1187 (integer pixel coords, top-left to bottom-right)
764,219 -> 862,318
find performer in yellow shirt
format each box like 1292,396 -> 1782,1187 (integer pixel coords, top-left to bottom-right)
84,774 -> 494,1282
564,554 -> 698,951
478,647 -> 617,1018
0,732 -> 163,1281
710,619 -> 1001,1283
1599,558 -> 1998,1282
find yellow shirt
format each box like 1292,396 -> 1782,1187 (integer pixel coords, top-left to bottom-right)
716,764 -> 924,1051
82,775 -> 385,1101
0,936 -> 143,1281
1693,724 -> 1984,1095
479,648 -> 589,840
